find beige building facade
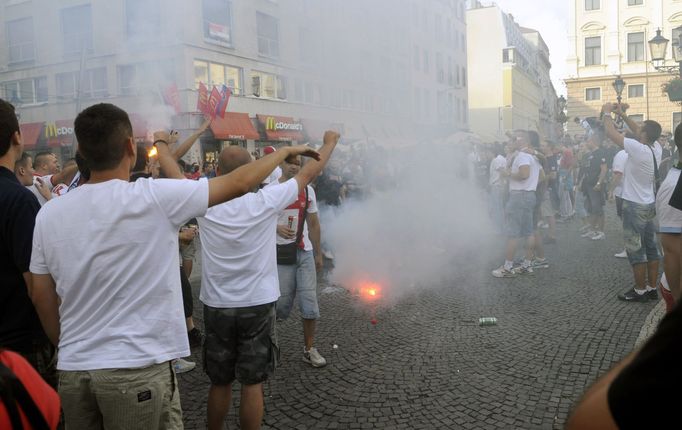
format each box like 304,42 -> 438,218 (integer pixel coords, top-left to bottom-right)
566,0 -> 682,136
467,3 -> 559,142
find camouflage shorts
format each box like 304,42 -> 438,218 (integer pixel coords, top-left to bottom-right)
202,302 -> 279,386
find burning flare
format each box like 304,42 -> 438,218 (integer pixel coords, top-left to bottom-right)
148,146 -> 158,158
358,281 -> 382,302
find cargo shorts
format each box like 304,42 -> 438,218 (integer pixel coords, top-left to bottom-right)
203,302 -> 279,386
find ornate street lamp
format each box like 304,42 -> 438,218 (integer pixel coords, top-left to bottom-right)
648,26 -> 682,76
557,95 -> 567,112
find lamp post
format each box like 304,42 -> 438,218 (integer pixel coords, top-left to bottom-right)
648,27 -> 682,77
612,76 -> 626,127
556,95 -> 567,137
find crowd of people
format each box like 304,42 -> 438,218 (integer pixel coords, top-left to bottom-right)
0,97 -> 341,430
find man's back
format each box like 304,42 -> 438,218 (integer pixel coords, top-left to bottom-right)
0,166 -> 44,350
199,178 -> 298,308
30,177 -> 208,370
622,138 -> 662,205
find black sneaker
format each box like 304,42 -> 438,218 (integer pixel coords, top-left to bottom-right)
188,327 -> 203,348
646,289 -> 659,301
618,288 -> 649,302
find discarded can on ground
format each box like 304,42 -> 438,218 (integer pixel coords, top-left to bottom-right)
479,317 -> 497,326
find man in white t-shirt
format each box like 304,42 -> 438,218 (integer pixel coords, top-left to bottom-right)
492,130 -> 541,278
489,144 -> 507,234
188,132 -> 338,430
610,149 -> 628,257
655,123 -> 682,312
602,102 -> 662,302
28,152 -> 77,206
28,103 -> 321,429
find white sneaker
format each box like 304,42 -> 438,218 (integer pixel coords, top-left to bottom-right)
581,230 -> 596,238
303,347 -> 327,367
173,358 -> 196,374
614,250 -> 627,258
492,265 -> 517,278
591,231 -> 605,240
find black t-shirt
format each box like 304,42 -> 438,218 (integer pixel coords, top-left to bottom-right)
583,148 -> 607,188
0,166 -> 46,351
546,155 -> 559,189
608,301 -> 682,428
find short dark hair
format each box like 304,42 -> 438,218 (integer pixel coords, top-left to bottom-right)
0,99 -> 20,157
641,120 -> 662,144
674,122 -> 682,153
14,152 -> 31,171
74,103 -> 133,171
528,130 -> 540,149
33,151 -> 54,169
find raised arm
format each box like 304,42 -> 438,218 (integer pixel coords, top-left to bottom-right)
171,119 -> 211,161
208,145 -> 320,207
601,103 -> 624,148
293,130 -> 341,193
153,132 -> 185,179
49,162 -> 78,187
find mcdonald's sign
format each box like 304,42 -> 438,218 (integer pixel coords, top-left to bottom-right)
264,116 -> 303,132
44,122 -> 74,139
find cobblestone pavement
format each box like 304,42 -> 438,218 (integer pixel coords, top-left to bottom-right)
178,209 -> 658,429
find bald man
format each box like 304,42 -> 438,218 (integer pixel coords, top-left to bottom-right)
159,134 -> 339,430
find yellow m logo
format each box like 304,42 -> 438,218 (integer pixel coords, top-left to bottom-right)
265,117 -> 276,131
45,123 -> 58,138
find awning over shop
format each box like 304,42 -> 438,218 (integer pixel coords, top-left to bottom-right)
210,112 -> 259,140
19,122 -> 44,150
256,115 -> 304,141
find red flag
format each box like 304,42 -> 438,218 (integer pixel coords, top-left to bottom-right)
197,82 -> 210,116
215,85 -> 231,119
208,86 -> 221,119
162,83 -> 181,114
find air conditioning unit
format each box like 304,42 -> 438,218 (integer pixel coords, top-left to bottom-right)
251,76 -> 261,97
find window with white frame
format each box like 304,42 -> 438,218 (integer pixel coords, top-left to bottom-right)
203,0 -> 232,45
61,5 -> 93,55
250,70 -> 285,99
193,60 -> 242,95
56,68 -> 108,100
7,17 -> 35,63
1,77 -> 47,104
628,0 -> 643,5
585,0 -> 600,10
585,37 -> 601,65
627,32 -> 645,62
628,84 -> 644,98
256,12 -> 280,58
585,87 -> 601,101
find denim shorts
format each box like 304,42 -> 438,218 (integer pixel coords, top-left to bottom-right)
622,200 -> 660,265
505,191 -> 536,238
277,249 -> 320,320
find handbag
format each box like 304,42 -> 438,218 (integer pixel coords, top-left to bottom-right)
277,187 -> 309,265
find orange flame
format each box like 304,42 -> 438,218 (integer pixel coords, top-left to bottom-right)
358,282 -> 382,302
148,146 -> 158,158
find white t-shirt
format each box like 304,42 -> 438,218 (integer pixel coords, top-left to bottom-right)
509,151 -> 540,192
621,138 -> 663,205
612,150 -> 628,198
656,167 -> 682,233
30,178 -> 209,371
274,184 -> 318,251
263,166 -> 282,185
28,174 -> 54,206
489,155 -> 506,186
198,178 -> 299,308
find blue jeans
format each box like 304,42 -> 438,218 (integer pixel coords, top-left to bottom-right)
505,191 -> 536,238
276,250 -> 320,320
622,200 -> 660,265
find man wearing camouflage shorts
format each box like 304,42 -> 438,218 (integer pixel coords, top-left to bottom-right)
197,132 -> 339,430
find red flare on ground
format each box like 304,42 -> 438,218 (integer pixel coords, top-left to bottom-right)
370,319 -> 378,325
358,281 -> 382,303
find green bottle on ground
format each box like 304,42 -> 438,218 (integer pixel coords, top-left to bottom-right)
479,317 -> 497,326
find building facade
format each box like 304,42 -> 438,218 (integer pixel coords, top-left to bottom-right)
466,2 -> 559,142
566,0 -> 682,136
0,0 -> 469,163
